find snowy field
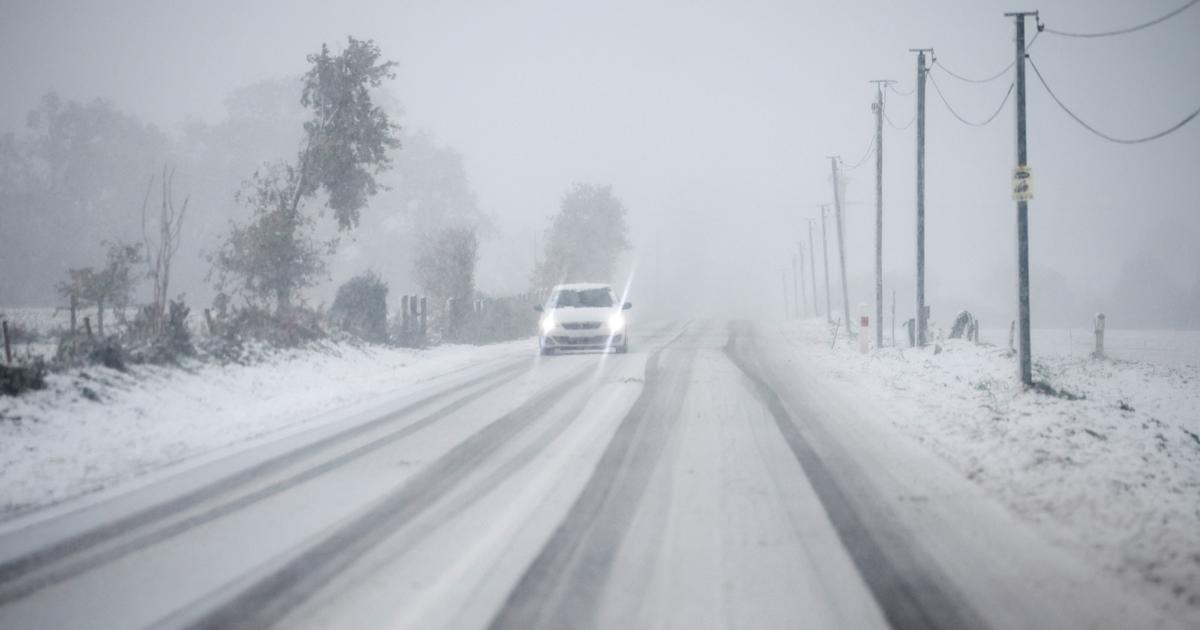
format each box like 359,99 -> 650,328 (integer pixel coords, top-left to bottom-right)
980,326 -> 1200,368
781,319 -> 1200,612
0,337 -> 533,520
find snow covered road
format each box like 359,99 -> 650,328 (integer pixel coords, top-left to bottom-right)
0,321 -> 1188,629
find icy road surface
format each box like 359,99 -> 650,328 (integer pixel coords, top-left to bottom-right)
0,322 -> 1184,630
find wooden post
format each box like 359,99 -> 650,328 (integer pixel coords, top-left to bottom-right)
420,297 -> 428,342
401,295 -> 410,340
1008,320 -> 1016,353
204,308 -> 216,335
2,320 -> 11,365
84,316 -> 94,339
70,295 -> 78,336
1093,313 -> 1106,359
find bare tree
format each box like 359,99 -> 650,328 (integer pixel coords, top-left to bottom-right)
141,164 -> 189,334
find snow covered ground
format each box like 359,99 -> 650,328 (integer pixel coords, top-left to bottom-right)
0,338 -> 534,520
779,319 -> 1200,614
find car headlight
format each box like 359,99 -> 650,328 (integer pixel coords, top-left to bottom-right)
540,315 -> 556,334
608,312 -> 626,332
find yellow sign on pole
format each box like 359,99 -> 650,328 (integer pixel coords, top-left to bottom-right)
1012,165 -> 1033,202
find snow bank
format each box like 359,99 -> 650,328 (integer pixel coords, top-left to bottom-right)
0,339 -> 532,519
780,320 -> 1200,611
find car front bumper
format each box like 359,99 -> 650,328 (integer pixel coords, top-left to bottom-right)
541,332 -> 625,351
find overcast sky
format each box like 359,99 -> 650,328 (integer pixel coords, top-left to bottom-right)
2,0 -> 1197,324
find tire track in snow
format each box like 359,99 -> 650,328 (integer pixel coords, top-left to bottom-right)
0,357 -> 530,603
487,323 -> 700,630
156,355 -> 616,630
723,321 -> 988,630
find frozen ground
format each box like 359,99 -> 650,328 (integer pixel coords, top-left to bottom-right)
780,319 -> 1200,613
0,338 -> 533,519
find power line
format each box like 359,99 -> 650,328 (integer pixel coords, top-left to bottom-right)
1044,0 -> 1199,38
933,31 -> 1039,84
1026,56 -> 1200,144
927,70 -> 1015,127
880,89 -> 915,130
842,134 -> 876,170
887,84 -> 914,97
884,109 -> 915,130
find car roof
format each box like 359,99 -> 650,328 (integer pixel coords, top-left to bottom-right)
551,282 -> 613,292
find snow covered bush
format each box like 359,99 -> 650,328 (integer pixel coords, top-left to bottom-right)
330,272 -> 389,343
0,360 -> 47,397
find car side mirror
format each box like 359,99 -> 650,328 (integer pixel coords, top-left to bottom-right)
622,302 -> 632,310
533,304 -> 544,312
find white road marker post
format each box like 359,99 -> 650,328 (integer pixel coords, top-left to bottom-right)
1093,312 -> 1106,359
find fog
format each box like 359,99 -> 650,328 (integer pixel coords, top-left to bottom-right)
2,0 -> 1198,328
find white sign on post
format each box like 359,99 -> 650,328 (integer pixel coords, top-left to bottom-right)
1012,165 -> 1033,202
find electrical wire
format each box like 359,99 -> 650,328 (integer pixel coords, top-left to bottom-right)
927,70 -> 1015,127
1026,56 -> 1200,144
934,57 -> 1012,84
1044,0 -> 1198,38
842,135 -> 876,171
934,30 -> 1039,84
884,109 -> 916,130
887,84 -> 914,97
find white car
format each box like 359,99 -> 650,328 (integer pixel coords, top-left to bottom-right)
534,283 -> 631,355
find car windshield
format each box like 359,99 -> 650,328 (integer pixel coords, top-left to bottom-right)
552,288 -> 614,308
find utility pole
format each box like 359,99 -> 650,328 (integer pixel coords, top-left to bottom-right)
818,205 -> 833,324
1005,12 -> 1037,386
829,157 -> 852,335
797,241 -> 809,317
807,219 -> 819,319
869,79 -> 894,349
910,48 -> 933,347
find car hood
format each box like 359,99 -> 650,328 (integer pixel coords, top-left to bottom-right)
547,307 -> 617,323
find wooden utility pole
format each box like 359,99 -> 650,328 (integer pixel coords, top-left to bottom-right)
818,205 -> 833,324
797,241 -> 809,317
807,219 -> 819,319
869,79 -> 894,349
910,48 -> 933,347
1005,12 -> 1036,386
791,254 -> 800,318
829,157 -> 852,335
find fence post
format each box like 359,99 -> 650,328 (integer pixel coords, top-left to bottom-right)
446,297 -> 457,340
204,308 -> 216,335
2,320 -> 11,365
905,318 -> 915,347
70,295 -> 78,336
420,297 -> 428,343
1093,313 -> 1106,359
400,295 -> 410,341
84,316 -> 94,339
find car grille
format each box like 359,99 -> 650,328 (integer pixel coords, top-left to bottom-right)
552,335 -> 612,345
562,322 -> 602,330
